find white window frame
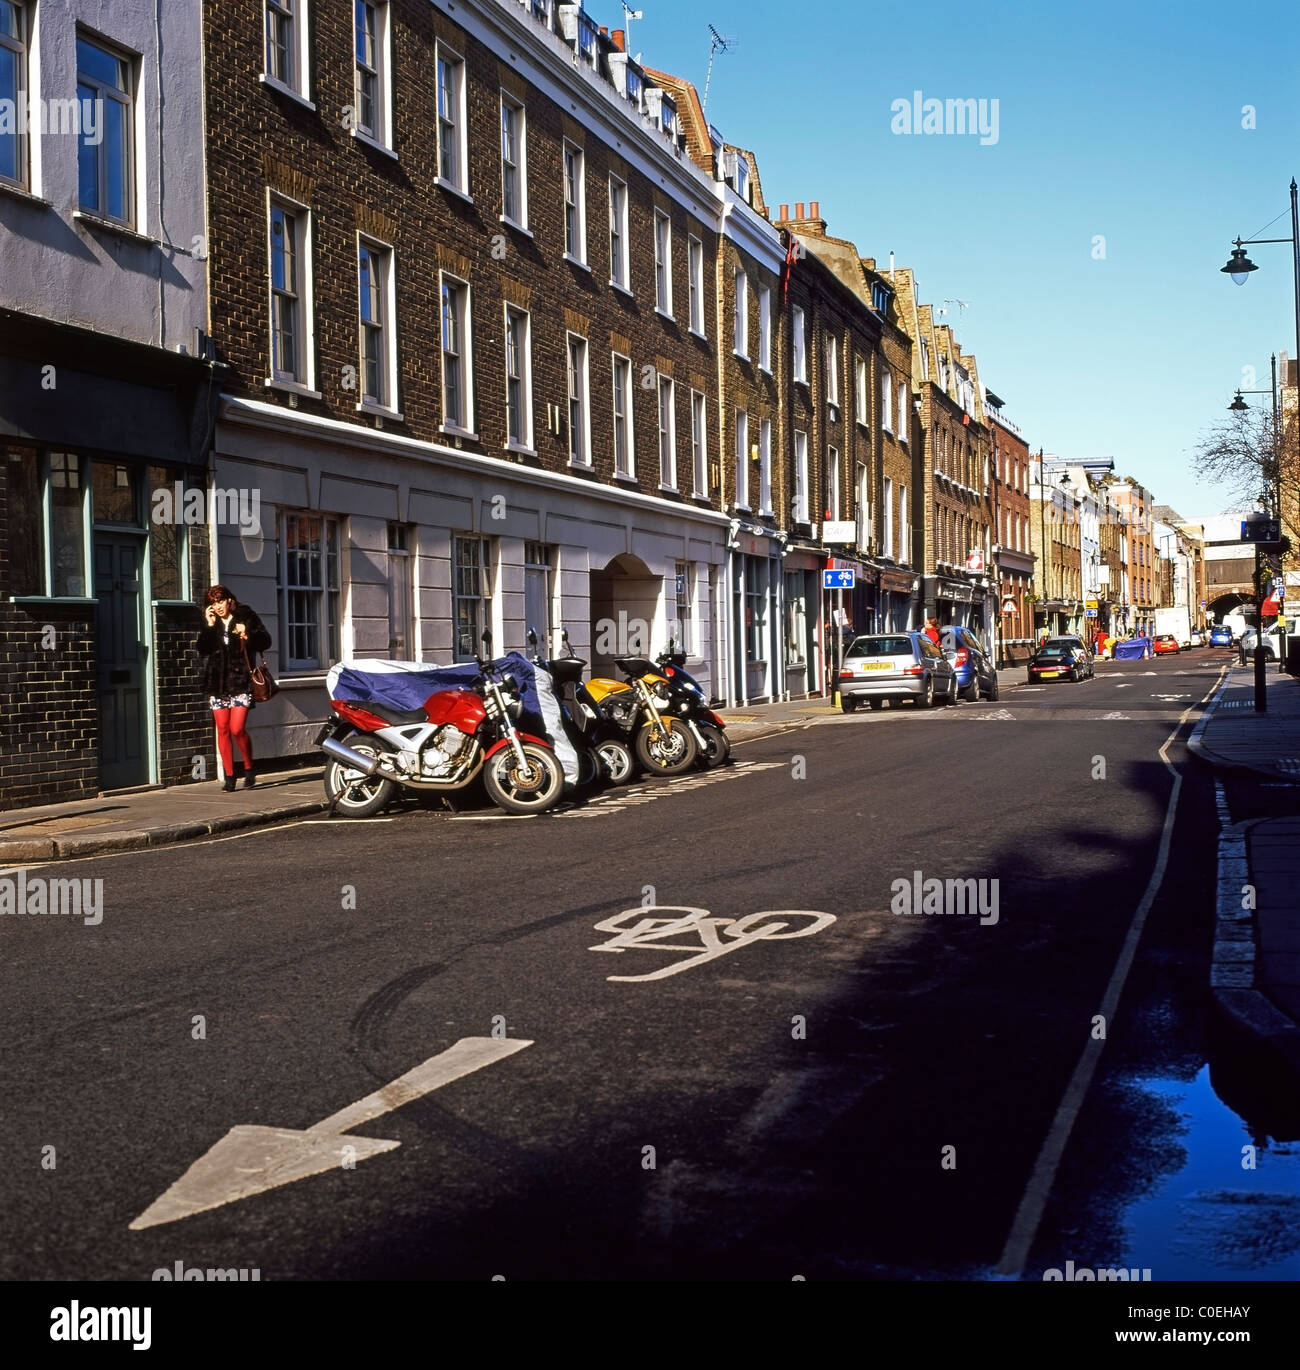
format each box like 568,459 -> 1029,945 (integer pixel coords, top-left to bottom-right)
263,0 -> 312,102
758,286 -> 772,372
792,305 -> 807,383
352,1 -> 393,151
657,374 -> 676,488
825,334 -> 839,406
825,446 -> 840,521
734,409 -> 749,510
759,417 -> 772,515
433,43 -> 468,192
733,266 -> 749,358
76,30 -> 136,226
503,303 -> 532,451
855,462 -> 870,548
881,369 -> 893,434
438,271 -> 474,433
563,141 -> 587,265
0,1 -> 28,188
898,482 -> 908,564
358,236 -> 398,414
608,175 -> 629,290
855,357 -> 868,427
883,477 -> 894,557
280,510 -> 342,671
898,382 -> 909,443
567,332 -> 590,466
611,352 -> 633,477
499,90 -> 526,226
793,430 -> 809,523
690,389 -> 707,497
688,234 -> 704,335
654,209 -> 673,316
268,194 -> 315,390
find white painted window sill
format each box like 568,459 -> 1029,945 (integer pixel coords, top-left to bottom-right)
500,216 -> 532,236
563,252 -> 591,273
656,306 -> 676,323
73,210 -> 155,246
610,280 -> 634,298
504,442 -> 537,457
0,180 -> 50,209
260,74 -> 316,111
688,327 -> 708,342
351,128 -> 399,161
569,459 -> 596,472
357,399 -> 404,421
435,176 -> 474,205
440,423 -> 479,441
265,377 -> 322,400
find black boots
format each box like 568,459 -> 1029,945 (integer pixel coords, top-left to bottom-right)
222,776 -> 236,792
242,769 -> 256,789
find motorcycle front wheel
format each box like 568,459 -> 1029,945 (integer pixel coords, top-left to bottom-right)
696,723 -> 731,769
324,735 -> 398,819
595,738 -> 635,785
483,742 -> 565,814
634,717 -> 697,775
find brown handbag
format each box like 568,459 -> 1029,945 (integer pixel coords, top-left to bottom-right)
240,637 -> 279,702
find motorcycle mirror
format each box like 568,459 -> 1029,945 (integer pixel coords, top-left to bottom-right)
481,629 -> 493,649
527,628 -> 538,647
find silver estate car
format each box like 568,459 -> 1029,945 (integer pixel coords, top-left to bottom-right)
837,631 -> 959,712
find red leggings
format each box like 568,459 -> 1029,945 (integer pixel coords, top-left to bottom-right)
213,706 -> 254,775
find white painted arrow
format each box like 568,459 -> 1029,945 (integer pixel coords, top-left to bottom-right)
129,1036 -> 531,1230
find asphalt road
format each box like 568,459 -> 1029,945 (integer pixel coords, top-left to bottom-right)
1,649 -> 1231,1280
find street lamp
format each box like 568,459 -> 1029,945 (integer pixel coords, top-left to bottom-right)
1221,179 -> 1300,676
1226,354 -> 1280,518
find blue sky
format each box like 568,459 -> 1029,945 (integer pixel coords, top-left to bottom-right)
614,0 -> 1300,518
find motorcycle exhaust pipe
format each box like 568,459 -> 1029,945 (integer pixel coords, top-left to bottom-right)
321,736 -> 382,777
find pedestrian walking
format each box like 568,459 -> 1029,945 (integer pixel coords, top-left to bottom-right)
924,616 -> 942,648
196,584 -> 272,791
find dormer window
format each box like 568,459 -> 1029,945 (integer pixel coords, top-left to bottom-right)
531,0 -> 551,25
577,12 -> 597,66
734,157 -> 749,201
871,282 -> 889,314
661,95 -> 676,136
626,67 -> 642,110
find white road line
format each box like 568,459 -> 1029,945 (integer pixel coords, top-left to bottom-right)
995,675 -> 1218,1278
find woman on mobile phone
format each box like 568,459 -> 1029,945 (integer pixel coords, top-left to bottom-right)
196,584 -> 272,791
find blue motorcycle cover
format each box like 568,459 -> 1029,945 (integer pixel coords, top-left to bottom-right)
325,653 -> 580,784
1112,638 -> 1152,661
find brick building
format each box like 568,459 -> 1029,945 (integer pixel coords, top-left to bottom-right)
1031,458 -> 1082,638
1105,478 -> 1156,635
984,396 -> 1036,665
0,0 -> 214,808
202,0 -> 745,762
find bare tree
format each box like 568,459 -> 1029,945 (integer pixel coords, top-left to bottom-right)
1190,405 -> 1286,514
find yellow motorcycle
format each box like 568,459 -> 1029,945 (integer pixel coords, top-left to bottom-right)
586,655 -> 698,775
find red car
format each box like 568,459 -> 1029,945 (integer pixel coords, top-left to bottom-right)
1152,633 -> 1180,656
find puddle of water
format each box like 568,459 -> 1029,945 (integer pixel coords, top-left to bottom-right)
1117,1065 -> 1300,1280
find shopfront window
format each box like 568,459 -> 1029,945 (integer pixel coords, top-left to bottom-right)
745,556 -> 768,661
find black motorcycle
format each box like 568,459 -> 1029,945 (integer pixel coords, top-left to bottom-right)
528,629 -> 635,787
654,642 -> 731,769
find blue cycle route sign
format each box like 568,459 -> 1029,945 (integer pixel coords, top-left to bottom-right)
823,569 -> 855,590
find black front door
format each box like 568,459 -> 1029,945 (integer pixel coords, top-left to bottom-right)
94,534 -> 150,790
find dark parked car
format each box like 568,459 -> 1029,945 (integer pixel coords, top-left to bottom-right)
939,625 -> 999,701
1041,635 -> 1094,675
1028,642 -> 1091,683
838,631 -> 958,711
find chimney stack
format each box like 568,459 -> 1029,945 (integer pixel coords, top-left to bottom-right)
611,28 -> 625,50
795,202 -> 805,219
810,200 -> 819,219
778,203 -> 789,220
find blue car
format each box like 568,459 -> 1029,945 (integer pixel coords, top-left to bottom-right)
1209,625 -> 1233,647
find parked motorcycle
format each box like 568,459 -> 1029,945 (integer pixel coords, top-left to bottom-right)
527,628 -> 635,787
654,643 -> 731,769
587,643 -> 728,770
317,638 -> 568,818
587,654 -> 699,775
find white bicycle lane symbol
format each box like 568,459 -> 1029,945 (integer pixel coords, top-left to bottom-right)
588,906 -> 837,982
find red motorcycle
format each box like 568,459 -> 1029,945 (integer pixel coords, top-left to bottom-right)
316,650 -> 567,818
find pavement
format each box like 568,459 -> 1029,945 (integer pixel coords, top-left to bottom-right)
1186,661 -> 1300,1096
